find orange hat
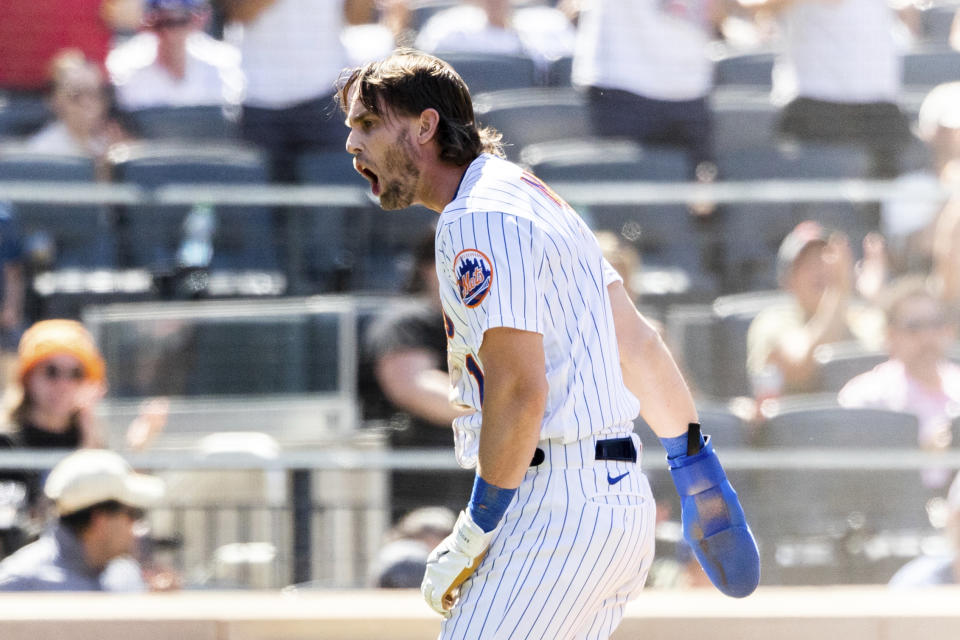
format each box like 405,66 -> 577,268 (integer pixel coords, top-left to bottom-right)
17,319 -> 106,383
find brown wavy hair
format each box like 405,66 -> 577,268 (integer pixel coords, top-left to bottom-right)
337,49 -> 504,166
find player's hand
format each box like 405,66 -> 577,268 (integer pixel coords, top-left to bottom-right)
668,435 -> 760,598
421,510 -> 498,617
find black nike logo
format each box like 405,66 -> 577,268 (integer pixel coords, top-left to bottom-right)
607,471 -> 629,485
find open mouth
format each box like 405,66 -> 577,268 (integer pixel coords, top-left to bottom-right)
355,159 -> 381,196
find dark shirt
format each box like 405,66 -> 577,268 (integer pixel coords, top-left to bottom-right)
363,299 -> 451,449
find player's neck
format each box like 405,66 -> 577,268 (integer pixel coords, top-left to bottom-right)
418,160 -> 472,214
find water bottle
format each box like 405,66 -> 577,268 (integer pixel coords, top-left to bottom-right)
177,203 -> 216,269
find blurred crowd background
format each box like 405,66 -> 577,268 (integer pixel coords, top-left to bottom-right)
1,0 -> 960,595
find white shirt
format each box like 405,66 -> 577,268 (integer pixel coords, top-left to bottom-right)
436,154 -> 640,469
225,0 -> 348,108
108,31 -> 244,111
773,0 -> 902,104
414,5 -> 575,70
25,121 -> 106,158
572,0 -> 715,101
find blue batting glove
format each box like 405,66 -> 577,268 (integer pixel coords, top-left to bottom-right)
667,433 -> 760,598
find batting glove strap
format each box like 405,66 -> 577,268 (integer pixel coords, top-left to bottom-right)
668,436 -> 761,598
421,510 -> 499,617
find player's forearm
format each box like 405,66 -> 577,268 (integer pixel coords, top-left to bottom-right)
609,282 -> 697,438
475,330 -> 548,489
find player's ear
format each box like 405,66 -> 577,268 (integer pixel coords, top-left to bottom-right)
417,108 -> 441,144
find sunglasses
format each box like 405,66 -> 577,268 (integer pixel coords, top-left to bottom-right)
152,16 -> 193,29
41,363 -> 86,382
895,315 -> 949,333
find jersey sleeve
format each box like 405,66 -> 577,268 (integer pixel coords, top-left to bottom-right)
438,210 -> 544,337
601,257 -> 623,287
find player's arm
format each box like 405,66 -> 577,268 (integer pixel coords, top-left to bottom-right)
374,348 -> 472,427
608,281 -> 697,439
421,327 -> 546,616
474,327 -> 548,489
609,280 -> 760,598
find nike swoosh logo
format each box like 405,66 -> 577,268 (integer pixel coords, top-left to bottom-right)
607,471 -> 630,485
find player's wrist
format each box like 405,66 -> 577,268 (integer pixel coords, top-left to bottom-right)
659,423 -> 705,459
467,475 -> 516,533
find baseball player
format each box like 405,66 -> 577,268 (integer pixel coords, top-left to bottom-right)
339,49 -> 760,639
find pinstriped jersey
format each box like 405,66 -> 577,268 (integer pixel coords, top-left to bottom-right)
435,153 -> 641,469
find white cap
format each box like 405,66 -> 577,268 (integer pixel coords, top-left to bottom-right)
44,450 -> 165,516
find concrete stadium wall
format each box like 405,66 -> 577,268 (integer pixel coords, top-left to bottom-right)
0,586 -> 959,640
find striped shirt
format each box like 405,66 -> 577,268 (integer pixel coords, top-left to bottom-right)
436,154 -> 640,468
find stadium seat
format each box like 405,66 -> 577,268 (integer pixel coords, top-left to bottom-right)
0,149 -> 118,268
294,150 -> 436,292
0,92 -> 50,138
919,5 -> 960,45
813,341 -> 889,393
713,51 -> 775,89
713,143 -> 874,290
902,47 -> 960,90
546,55 -> 573,86
665,303 -> 717,397
473,88 -> 590,160
710,289 -> 789,398
110,141 -> 278,274
122,105 -> 239,141
710,89 -> 779,151
754,395 -> 932,584
433,52 -> 538,93
521,138 -> 713,292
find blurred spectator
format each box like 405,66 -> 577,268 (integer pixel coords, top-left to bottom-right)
0,0 -> 143,94
0,204 -> 26,387
879,82 -> 960,278
595,230 -> 642,302
740,0 -> 912,178
931,189 -> 960,309
413,0 -> 576,74
0,320 -> 168,511
572,0 -> 727,178
362,231 -> 473,521
107,0 -> 244,115
371,505 -> 455,588
889,469 -> 960,587
839,276 -> 960,453
747,221 -> 884,398
0,448 -> 164,591
219,0 -> 375,182
24,50 -> 128,178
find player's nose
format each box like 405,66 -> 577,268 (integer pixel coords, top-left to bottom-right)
345,129 -> 361,155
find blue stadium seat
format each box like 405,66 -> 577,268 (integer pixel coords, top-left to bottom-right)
710,89 -> 779,151
434,52 -> 538,93
919,5 -> 960,45
294,150 -> 436,292
521,137 -> 710,281
110,142 -> 278,273
902,47 -> 960,90
813,341 -> 889,393
0,149 -> 117,267
710,289 -> 788,398
122,105 -> 239,141
0,92 -> 50,138
546,55 -> 573,87
713,51 -> 775,88
753,395 -> 933,585
474,88 -> 589,160
714,143 -> 874,290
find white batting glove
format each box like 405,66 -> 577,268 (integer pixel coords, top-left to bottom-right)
421,510 -> 499,617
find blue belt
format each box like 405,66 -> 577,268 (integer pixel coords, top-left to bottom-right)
530,436 -> 637,467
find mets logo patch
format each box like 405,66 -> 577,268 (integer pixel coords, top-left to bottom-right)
454,249 -> 493,308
